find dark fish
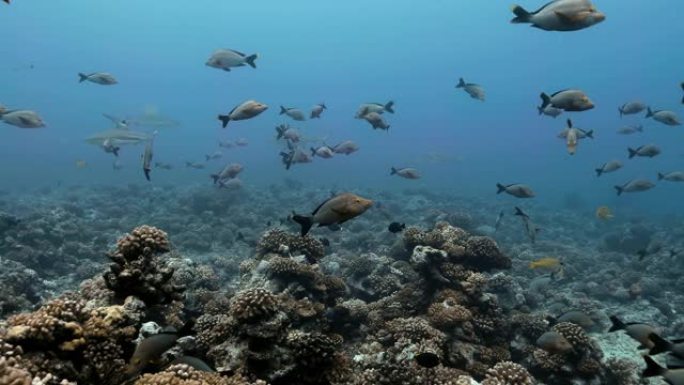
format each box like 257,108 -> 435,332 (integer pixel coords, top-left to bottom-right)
494,210 -> 504,232
649,333 -> 684,359
643,356 -> 684,385
646,107 -> 681,126
456,77 -> 485,101
310,103 -> 327,119
628,144 -> 661,159
554,310 -> 594,330
415,351 -> 440,368
637,241 -> 663,261
142,139 -> 153,181
292,193 -> 373,236
536,331 -> 573,354
539,89 -> 594,112
124,320 -> 196,378
497,183 -> 535,198
388,222 -> 406,233
514,207 -> 540,243
619,101 -> 647,117
614,179 -> 655,195
510,0 -> 605,32
609,316 -> 657,349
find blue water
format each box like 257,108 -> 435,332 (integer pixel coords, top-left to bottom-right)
1,0 -> 683,214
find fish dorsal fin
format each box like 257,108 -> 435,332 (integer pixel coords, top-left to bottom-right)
533,0 -> 557,14
229,49 -> 246,57
551,89 -> 570,97
566,119 -> 573,128
228,105 -> 239,115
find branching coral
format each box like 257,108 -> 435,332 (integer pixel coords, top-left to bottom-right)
256,229 -> 324,262
230,289 -> 279,323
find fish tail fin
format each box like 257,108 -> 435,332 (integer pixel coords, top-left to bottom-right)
595,168 -> 603,177
646,107 -> 653,118
618,107 -> 624,117
390,167 -> 397,175
539,93 -> 551,111
657,172 -> 665,181
384,101 -> 395,114
608,315 -> 626,332
642,356 -> 667,378
211,174 -> 219,184
456,78 -> 466,88
292,214 -> 314,236
496,183 -> 506,194
218,115 -> 230,128
311,147 -> 316,157
276,126 -> 284,139
78,73 -> 88,83
113,147 -> 120,157
245,54 -> 258,68
614,185 -> 623,196
648,333 -> 673,356
510,5 -> 531,23
321,103 -> 327,109
144,169 -> 151,181
585,130 -> 594,139
628,148 -> 637,159
513,206 -> 525,217
279,106 -> 287,115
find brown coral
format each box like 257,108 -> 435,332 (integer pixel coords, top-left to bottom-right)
426,297 -> 472,330
463,236 -> 511,271
0,357 -> 32,385
481,361 -> 535,385
230,288 -> 279,323
256,229 -> 324,262
552,322 -> 591,350
134,363 -> 268,385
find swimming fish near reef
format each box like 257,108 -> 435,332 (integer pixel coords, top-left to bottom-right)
0,109 -> 46,128
332,141 -> 359,155
142,139 -> 154,181
529,257 -> 562,270
496,183 -> 535,198
642,356 -> 684,385
167,356 -> 215,372
646,107 -> 681,126
311,145 -> 334,159
510,0 -> 605,32
608,315 -> 658,349
388,222 -> 406,233
595,206 -> 613,221
124,322 -> 194,378
595,160 -> 622,177
280,148 -> 312,170
538,105 -> 563,118
539,89 -> 594,112
536,331 -> 573,354
361,111 -> 390,130
616,125 -> 643,135
211,163 -> 243,184
280,106 -> 306,121
554,310 -> 595,330
205,48 -> 258,72
310,103 -> 327,119
205,151 -> 223,161
292,193 -> 373,236
275,124 -> 301,142
619,101 -> 647,117
628,144 -> 661,159
614,179 -> 655,195
355,101 -> 394,118
218,100 -> 268,128
185,162 -> 206,169
78,72 -> 118,85
456,77 -> 485,101
649,333 -> 684,359
514,207 -> 541,244
391,167 -> 421,179
658,171 -> 684,182
637,240 -> 663,261
494,210 -> 505,232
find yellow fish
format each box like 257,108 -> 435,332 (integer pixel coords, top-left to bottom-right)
75,160 -> 87,169
529,257 -> 562,270
596,206 -> 614,221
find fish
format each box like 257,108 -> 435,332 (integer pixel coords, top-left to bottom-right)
510,0 -> 605,32
566,126 -> 578,155
218,177 -> 243,190
415,352 -> 440,368
235,138 -> 249,147
142,139 -> 154,181
124,321 -> 194,378
608,316 -> 658,349
538,105 -> 563,118
528,257 -> 562,270
619,101 -> 647,117
390,167 -> 421,179
514,207 -> 541,243
455,78 -> 485,101
205,151 -> 223,161
155,162 -> 173,170
78,72 -> 118,85
0,109 -> 46,128
101,138 -> 120,157
218,100 -> 268,128
275,124 -> 301,142
388,222 -> 406,233
628,144 -> 661,159
616,125 -> 643,135
682,82 -> 684,104
643,356 -> 684,385
494,210 -> 504,232
555,311 -> 595,330
292,193 -> 373,236
85,129 -> 152,146
658,171 -> 684,182
185,162 -> 206,169
536,331 -> 573,354
311,145 -> 334,159
205,49 -> 258,72
355,101 -> 394,118
75,160 -> 88,169
103,113 -> 129,129
614,179 -> 655,195
280,148 -> 312,170
211,163 -> 243,184
218,140 -> 235,149
361,112 -> 390,130
310,103 -> 327,119
3,1 -> 9,4
496,183 -> 535,198
595,206 -> 614,221
646,107 -> 681,126
332,141 -> 359,155
280,106 -> 306,121
649,333 -> 684,359
595,160 -> 623,177
557,119 -> 593,140
127,106 -> 180,129
539,89 -> 594,112
167,356 -> 215,372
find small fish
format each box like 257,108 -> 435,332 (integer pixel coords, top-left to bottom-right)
235,138 -> 249,147
494,210 -> 504,232
332,141 -> 359,155
0,109 -> 46,128
78,72 -> 118,85
218,140 -> 235,149
310,103 -> 327,119
142,139 -> 154,181
628,144 -> 661,159
608,316 -> 658,349
595,206 -> 613,221
75,160 -> 88,169
185,162 -> 206,169
658,171 -> 684,182
510,0 -> 606,32
280,106 -> 306,121
155,162 -> 173,170
355,101 -> 394,118
218,100 -> 268,128
280,148 -> 312,170
514,207 -> 541,243
616,125 -> 643,135
595,160 -> 623,177
218,177 -> 243,190
536,331 -> 573,354
101,138 -> 120,157
167,356 -> 215,372
211,163 -> 243,184
538,105 -> 563,118
455,77 -> 485,101
539,89 -> 594,112
205,151 -> 223,161
311,145 -> 334,159
205,48 -> 257,72
619,101 -> 647,117
275,124 -> 301,142
125,321 -> 194,378
390,167 -> 421,179
529,257 -> 562,270
388,222 -> 406,233
614,179 -> 655,195
361,111 -> 390,130
642,356 -> 684,385
646,107 -> 681,126
496,183 -> 535,198
292,193 -> 373,236
648,333 -> 684,359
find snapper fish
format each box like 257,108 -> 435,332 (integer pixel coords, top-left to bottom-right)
280,106 -> 306,121
205,48 -> 258,72
292,193 -> 373,236
361,111 -> 390,130
218,100 -> 268,128
614,179 -> 655,195
332,141 -> 359,155
595,160 -> 622,177
539,89 -> 594,112
646,107 -> 681,126
0,109 -> 46,128
510,0 -> 605,32
355,101 -> 394,118
310,103 -> 327,119
628,144 -> 660,159
78,72 -> 118,85
496,183 -> 535,198
609,316 -> 658,349
455,78 -> 485,101
391,167 -> 421,179
657,171 -> 684,182
616,125 -> 643,135
619,101 -> 647,117
311,145 -> 334,159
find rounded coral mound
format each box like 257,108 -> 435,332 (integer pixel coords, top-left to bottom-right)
230,288 -> 280,323
481,361 -> 535,385
256,229 -> 324,262
134,364 -> 267,385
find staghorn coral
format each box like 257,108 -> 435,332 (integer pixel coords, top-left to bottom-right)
481,361 -> 535,385
256,229 -> 324,262
104,225 -> 184,305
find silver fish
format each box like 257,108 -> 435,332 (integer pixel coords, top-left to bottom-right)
280,106 -> 306,121
646,107 -> 681,126
614,179 -> 655,195
355,101 -> 394,118
362,112 -> 390,130
218,100 -> 268,128
595,160 -> 623,177
102,113 -> 129,129
310,103 -> 327,119
538,105 -> 563,118
311,145 -> 334,159
0,109 -> 45,128
211,163 -> 243,184
78,72 -> 117,85
280,148 -> 312,170
617,125 -> 643,135
628,144 -> 660,159
390,167 -> 421,179
205,151 -> 223,161
540,89 -> 594,112
85,129 -> 152,146
657,171 -> 684,182
619,101 -> 647,117
127,106 -> 180,129
332,141 -> 358,155
511,0 -> 605,32
205,49 -> 257,72
496,183 -> 535,198
456,78 -> 485,101
142,139 -> 154,181
558,119 -> 593,139
275,124 -> 300,142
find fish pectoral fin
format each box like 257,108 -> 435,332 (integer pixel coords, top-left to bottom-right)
222,68 -> 231,72
554,11 -> 581,24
